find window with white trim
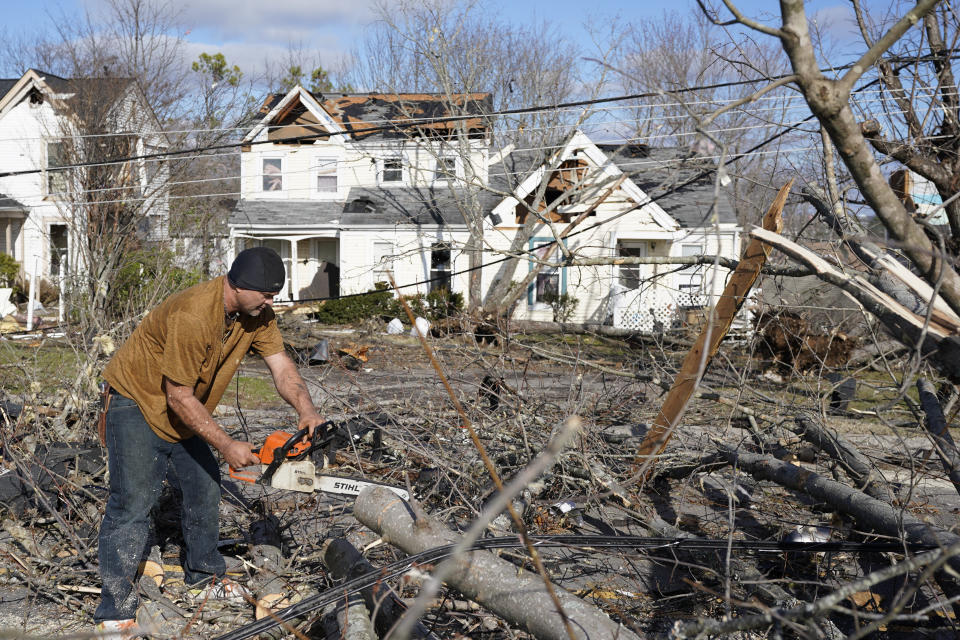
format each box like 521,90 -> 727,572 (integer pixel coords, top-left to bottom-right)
677,243 -> 705,307
47,141 -> 69,198
429,243 -> 452,292
315,157 -> 338,194
617,242 -> 647,290
381,157 -> 404,184
49,224 -> 68,277
528,238 -> 566,308
262,158 -> 283,192
433,155 -> 459,185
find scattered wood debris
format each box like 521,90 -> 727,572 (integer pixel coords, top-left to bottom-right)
2,311 -> 960,639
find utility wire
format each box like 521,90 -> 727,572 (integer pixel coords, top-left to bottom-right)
7,49 -> 954,180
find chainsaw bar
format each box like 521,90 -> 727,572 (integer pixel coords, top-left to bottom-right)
314,474 -> 409,501
268,460 -> 409,500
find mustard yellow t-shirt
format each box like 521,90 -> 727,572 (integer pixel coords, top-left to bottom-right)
103,275 -> 285,442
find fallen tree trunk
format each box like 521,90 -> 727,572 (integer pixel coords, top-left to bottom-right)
717,446 -> 960,609
322,537 -> 438,640
789,415 -> 892,501
917,378 -> 960,499
336,593 -> 376,640
353,486 -> 641,640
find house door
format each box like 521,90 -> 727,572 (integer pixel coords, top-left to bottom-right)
299,238 -> 339,300
617,241 -> 647,292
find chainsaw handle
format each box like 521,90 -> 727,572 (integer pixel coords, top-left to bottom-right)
228,445 -> 263,483
228,466 -> 259,483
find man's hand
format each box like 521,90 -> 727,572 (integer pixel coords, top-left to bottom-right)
298,411 -> 326,439
222,439 -> 260,469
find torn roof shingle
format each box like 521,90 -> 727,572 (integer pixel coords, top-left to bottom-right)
0,69 -> 134,112
596,144 -> 738,227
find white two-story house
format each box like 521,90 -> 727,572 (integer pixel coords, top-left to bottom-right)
230,87 -> 497,301
230,85 -> 743,332
0,69 -> 169,287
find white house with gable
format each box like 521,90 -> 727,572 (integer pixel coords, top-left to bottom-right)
0,69 -> 169,288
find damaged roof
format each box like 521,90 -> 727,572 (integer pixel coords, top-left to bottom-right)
256,90 -> 493,142
0,69 -> 135,115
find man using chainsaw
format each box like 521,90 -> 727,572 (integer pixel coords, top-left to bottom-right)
94,246 -> 325,637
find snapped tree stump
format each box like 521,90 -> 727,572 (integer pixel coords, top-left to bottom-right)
353,486 -> 642,640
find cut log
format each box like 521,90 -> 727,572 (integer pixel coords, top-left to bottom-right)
353,486 -> 641,640
917,378 -> 960,499
336,592 -> 376,640
322,537 -> 438,640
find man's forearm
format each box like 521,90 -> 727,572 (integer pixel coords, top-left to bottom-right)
274,364 -> 320,417
166,391 -> 233,452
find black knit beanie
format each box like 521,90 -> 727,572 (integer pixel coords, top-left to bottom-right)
228,247 -> 286,292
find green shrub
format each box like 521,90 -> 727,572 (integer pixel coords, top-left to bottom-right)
542,292 -> 578,323
311,286 -> 393,324
0,254 -> 19,288
312,285 -> 464,325
111,248 -> 204,317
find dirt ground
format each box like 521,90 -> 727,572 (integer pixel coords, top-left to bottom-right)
1,322 -> 959,638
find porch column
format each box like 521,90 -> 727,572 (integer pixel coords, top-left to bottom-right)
288,238 -> 299,301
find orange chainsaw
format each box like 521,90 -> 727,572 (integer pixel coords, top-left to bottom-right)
229,424 -> 409,500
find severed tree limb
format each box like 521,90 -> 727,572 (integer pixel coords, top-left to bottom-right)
353,489 -> 640,640
751,226 -> 960,383
634,181 -> 791,479
788,415 -> 893,502
916,378 -> 960,499
321,538 -> 439,640
671,538 -> 960,639
715,444 -> 960,612
384,417 -> 593,640
388,272 -> 580,640
336,592 -> 376,640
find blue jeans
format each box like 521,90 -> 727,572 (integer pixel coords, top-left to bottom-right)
95,392 -> 226,622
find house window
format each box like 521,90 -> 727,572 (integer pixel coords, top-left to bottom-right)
315,157 -> 338,193
373,241 -> 393,285
49,224 -> 68,277
47,141 -> 69,197
0,218 -> 23,259
617,242 -> 647,290
429,242 -> 452,292
433,156 -> 458,184
677,243 -> 705,308
262,158 -> 283,192
527,237 -> 566,307
381,158 -> 403,184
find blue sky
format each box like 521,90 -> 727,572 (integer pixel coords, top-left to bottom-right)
0,0 -> 860,80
